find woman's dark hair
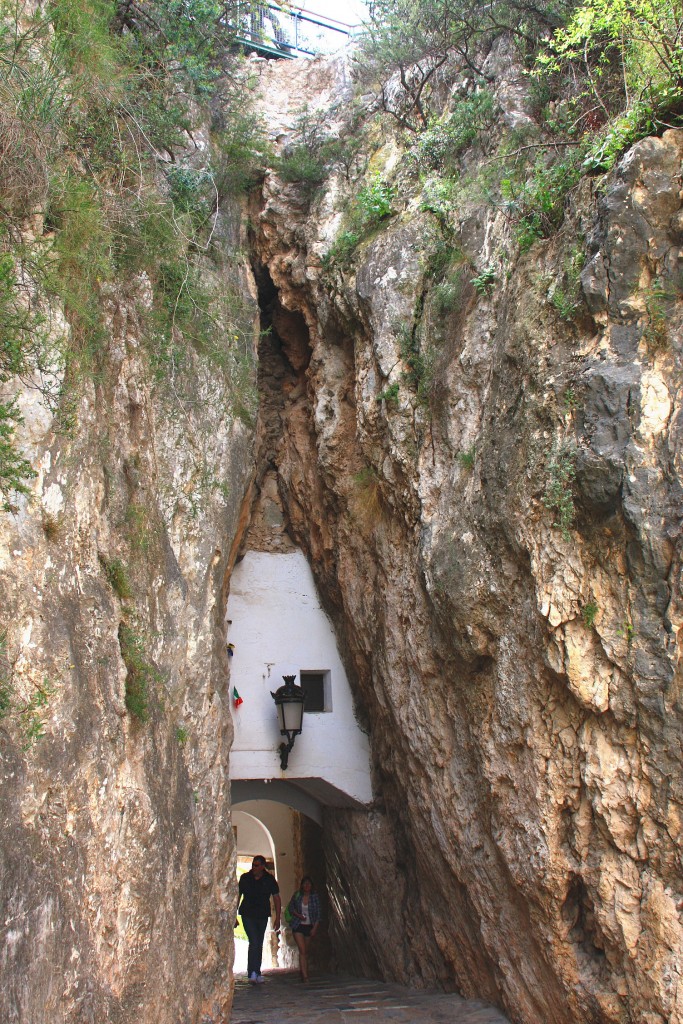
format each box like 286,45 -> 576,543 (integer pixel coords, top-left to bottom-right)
299,875 -> 316,892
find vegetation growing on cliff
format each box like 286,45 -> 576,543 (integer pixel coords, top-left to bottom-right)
339,0 -> 683,258
0,0 -> 266,506
360,0 -> 682,138
2,0 -> 681,524
0,631 -> 54,747
118,621 -> 162,722
360,0 -> 567,131
312,0 -> 677,543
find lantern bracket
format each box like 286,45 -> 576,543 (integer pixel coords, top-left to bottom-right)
270,674 -> 306,771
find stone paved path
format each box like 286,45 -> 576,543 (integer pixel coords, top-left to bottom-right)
231,970 -> 511,1023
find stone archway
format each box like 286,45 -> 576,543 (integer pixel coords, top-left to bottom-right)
232,810 -> 279,972
233,792 -> 329,972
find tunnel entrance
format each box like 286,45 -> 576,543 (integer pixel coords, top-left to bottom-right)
232,791 -> 329,974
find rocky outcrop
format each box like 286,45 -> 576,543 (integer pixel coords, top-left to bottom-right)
1,35 -> 681,1024
0,210 -> 257,1021
248,52 -> 682,1024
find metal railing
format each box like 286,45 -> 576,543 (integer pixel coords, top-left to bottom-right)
231,3 -> 354,59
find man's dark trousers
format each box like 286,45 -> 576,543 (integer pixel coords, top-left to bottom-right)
242,916 -> 268,976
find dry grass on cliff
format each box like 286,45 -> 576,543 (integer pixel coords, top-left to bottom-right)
352,466 -> 385,525
0,105 -> 50,218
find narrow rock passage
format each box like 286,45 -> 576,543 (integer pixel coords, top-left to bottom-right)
231,971 -> 511,1023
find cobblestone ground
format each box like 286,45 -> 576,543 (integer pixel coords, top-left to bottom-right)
231,970 -> 511,1023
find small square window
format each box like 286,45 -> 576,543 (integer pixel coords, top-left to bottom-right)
300,671 -> 331,712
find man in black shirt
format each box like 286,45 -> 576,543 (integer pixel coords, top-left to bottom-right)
238,855 -> 281,983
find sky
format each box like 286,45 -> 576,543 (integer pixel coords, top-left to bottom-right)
296,0 -> 370,30
258,1 -> 371,55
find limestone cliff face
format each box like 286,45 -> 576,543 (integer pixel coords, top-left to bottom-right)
2,35 -> 681,1024
0,206 -> 257,1020
249,53 -> 682,1024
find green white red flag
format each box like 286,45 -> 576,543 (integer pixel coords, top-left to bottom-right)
232,687 -> 243,708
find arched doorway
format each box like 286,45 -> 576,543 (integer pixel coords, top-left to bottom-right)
233,793 -> 329,973
232,810 -> 279,972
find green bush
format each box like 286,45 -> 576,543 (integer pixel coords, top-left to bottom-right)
124,501 -> 155,554
166,166 -> 213,221
277,147 -> 327,185
211,107 -> 271,196
538,0 -> 683,109
582,101 -> 669,172
642,278 -> 670,351
501,151 -> 585,251
118,622 -> 161,723
534,0 -> 683,188
322,230 -> 362,269
582,601 -> 599,628
322,174 -> 395,268
0,631 -> 11,719
0,631 -> 54,746
433,266 -> 467,315
471,266 -> 496,295
377,381 -> 400,404
543,439 -> 576,540
44,171 -> 115,355
18,682 -> 52,748
419,177 -> 459,228
0,398 -> 36,511
397,321 -> 423,390
275,106 -> 334,189
101,556 -> 132,600
356,173 -> 395,229
416,91 -> 495,170
458,447 -> 475,470
0,678 -> 10,718
550,246 -> 585,321
0,247 -> 56,506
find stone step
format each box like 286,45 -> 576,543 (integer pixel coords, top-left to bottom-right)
231,970 -> 511,1023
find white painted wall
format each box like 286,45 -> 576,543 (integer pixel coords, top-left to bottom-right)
227,550 -> 372,805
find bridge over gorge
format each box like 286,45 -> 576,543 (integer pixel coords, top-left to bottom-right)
231,2 -> 358,58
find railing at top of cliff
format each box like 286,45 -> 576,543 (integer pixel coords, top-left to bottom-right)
230,2 -> 358,59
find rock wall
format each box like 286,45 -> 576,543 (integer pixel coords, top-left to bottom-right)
0,205 -> 257,1021
249,52 -> 682,1024
1,36 -> 681,1024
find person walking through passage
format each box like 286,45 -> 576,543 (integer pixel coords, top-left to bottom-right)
287,875 -> 321,983
238,855 -> 281,984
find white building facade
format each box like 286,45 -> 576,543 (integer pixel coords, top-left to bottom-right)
227,549 -> 373,809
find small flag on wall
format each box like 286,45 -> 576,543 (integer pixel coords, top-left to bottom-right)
232,687 -> 243,708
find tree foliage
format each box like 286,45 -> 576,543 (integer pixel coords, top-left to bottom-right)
538,0 -> 683,101
360,0 -> 682,143
114,0 -> 263,91
358,0 -> 569,130
537,0 -> 683,167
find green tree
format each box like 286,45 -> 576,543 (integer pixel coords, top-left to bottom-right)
359,0 -> 567,131
538,0 -> 683,106
113,0 -> 263,91
536,0 -> 683,169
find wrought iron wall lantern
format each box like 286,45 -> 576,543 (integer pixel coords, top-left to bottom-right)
271,674 -> 305,770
